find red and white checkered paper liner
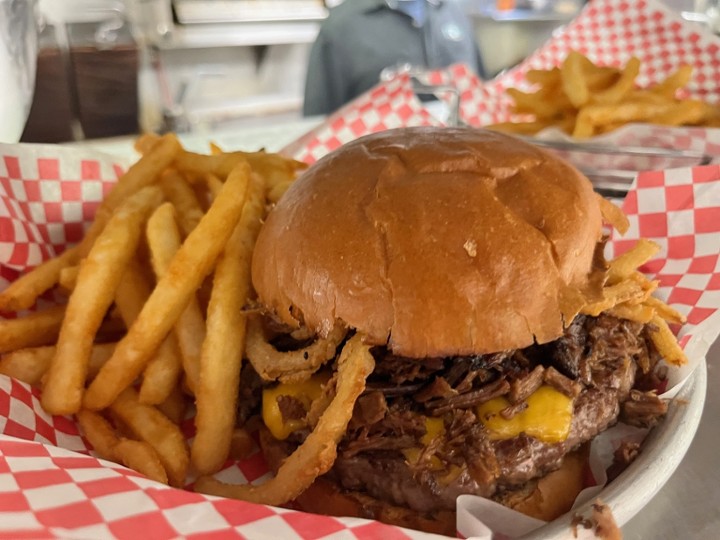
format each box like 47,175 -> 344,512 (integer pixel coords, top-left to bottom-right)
283,0 -> 720,165
1,145 -> 720,540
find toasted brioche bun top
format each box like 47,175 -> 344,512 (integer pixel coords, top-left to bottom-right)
251,127 -> 603,357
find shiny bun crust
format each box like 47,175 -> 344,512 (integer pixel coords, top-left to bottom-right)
251,127 -> 602,357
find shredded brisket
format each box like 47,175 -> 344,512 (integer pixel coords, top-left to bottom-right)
330,313 -> 668,513
264,313 -> 668,514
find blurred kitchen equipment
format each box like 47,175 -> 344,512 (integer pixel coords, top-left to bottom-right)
0,0 -> 37,143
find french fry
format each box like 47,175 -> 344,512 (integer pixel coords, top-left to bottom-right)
58,265 -> 80,291
488,52 -> 719,137
156,385 -> 188,425
644,296 -> 687,325
146,202 -> 206,394
0,305 -> 65,353
41,186 -> 163,415
77,409 -> 121,461
581,280 -> 646,316
192,172 -> 265,475
607,239 -> 661,284
648,315 -> 688,366
607,303 -> 655,324
115,439 -> 169,485
591,57 -> 640,105
0,343 -> 114,386
561,50 -> 590,108
654,99 -> 707,126
83,162 -> 251,410
652,65 -> 693,98
113,258 -> 183,406
597,194 -> 630,235
0,247 -> 80,312
79,134 -> 181,258
160,170 -> 205,237
109,387 -> 189,487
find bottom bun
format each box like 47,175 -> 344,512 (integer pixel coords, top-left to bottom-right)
494,443 -> 590,522
259,426 -> 588,535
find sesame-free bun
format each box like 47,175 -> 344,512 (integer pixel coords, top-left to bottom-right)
251,127 -> 602,357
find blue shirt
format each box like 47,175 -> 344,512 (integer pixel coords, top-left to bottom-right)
303,0 -> 484,116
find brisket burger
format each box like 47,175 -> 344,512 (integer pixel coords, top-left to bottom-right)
246,127 -> 668,534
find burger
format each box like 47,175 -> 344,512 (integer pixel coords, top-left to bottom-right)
226,127 -> 672,534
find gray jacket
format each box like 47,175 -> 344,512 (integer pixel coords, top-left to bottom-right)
303,0 -> 483,116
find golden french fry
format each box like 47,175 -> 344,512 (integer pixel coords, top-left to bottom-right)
607,240 -> 661,284
83,162 -> 251,410
525,67 -> 561,86
607,303 -> 656,324
146,202 -> 206,394
0,305 -> 65,353
267,180 -> 294,204
109,387 -> 189,487
585,65 -> 620,92
113,258 -> 183,406
591,57 -> 640,105
653,99 -> 707,126
490,54 -> 715,136
0,247 -> 80,312
42,186 -> 163,416
115,439 -> 169,485
205,174 -> 224,198
561,50 -> 590,108
573,108 -> 595,138
134,133 -> 162,155
0,343 -> 114,386
156,385 -> 188,425
77,409 -> 121,461
160,170 -> 205,237
58,265 -> 80,292
597,194 -> 630,235
581,280 -> 646,316
649,315 -> 688,366
508,87 -> 562,119
652,65 -> 693,98
78,135 -> 181,260
192,173 -> 265,475
644,296 -> 687,325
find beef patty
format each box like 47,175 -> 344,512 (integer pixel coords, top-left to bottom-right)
269,314 -> 668,514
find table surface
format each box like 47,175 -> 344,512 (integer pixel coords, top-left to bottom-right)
78,122 -> 718,539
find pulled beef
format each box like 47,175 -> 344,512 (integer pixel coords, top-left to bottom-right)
543,366 -> 582,397
288,314 -> 667,513
277,395 -> 306,423
607,440 -> 641,482
620,390 -> 668,427
509,365 -> 545,403
237,363 -> 264,426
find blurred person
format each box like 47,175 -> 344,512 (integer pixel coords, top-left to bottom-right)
303,0 -> 484,116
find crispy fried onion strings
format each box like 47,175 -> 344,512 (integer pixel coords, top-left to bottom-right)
194,333 -> 374,505
245,316 -> 348,383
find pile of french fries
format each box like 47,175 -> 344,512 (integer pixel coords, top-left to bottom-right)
0,133 -> 306,486
488,50 -> 720,138
582,238 -> 688,367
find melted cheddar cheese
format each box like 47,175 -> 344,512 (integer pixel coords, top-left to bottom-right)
477,385 -> 573,443
262,372 -> 330,440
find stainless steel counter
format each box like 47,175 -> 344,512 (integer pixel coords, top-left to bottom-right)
623,340 -> 720,538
